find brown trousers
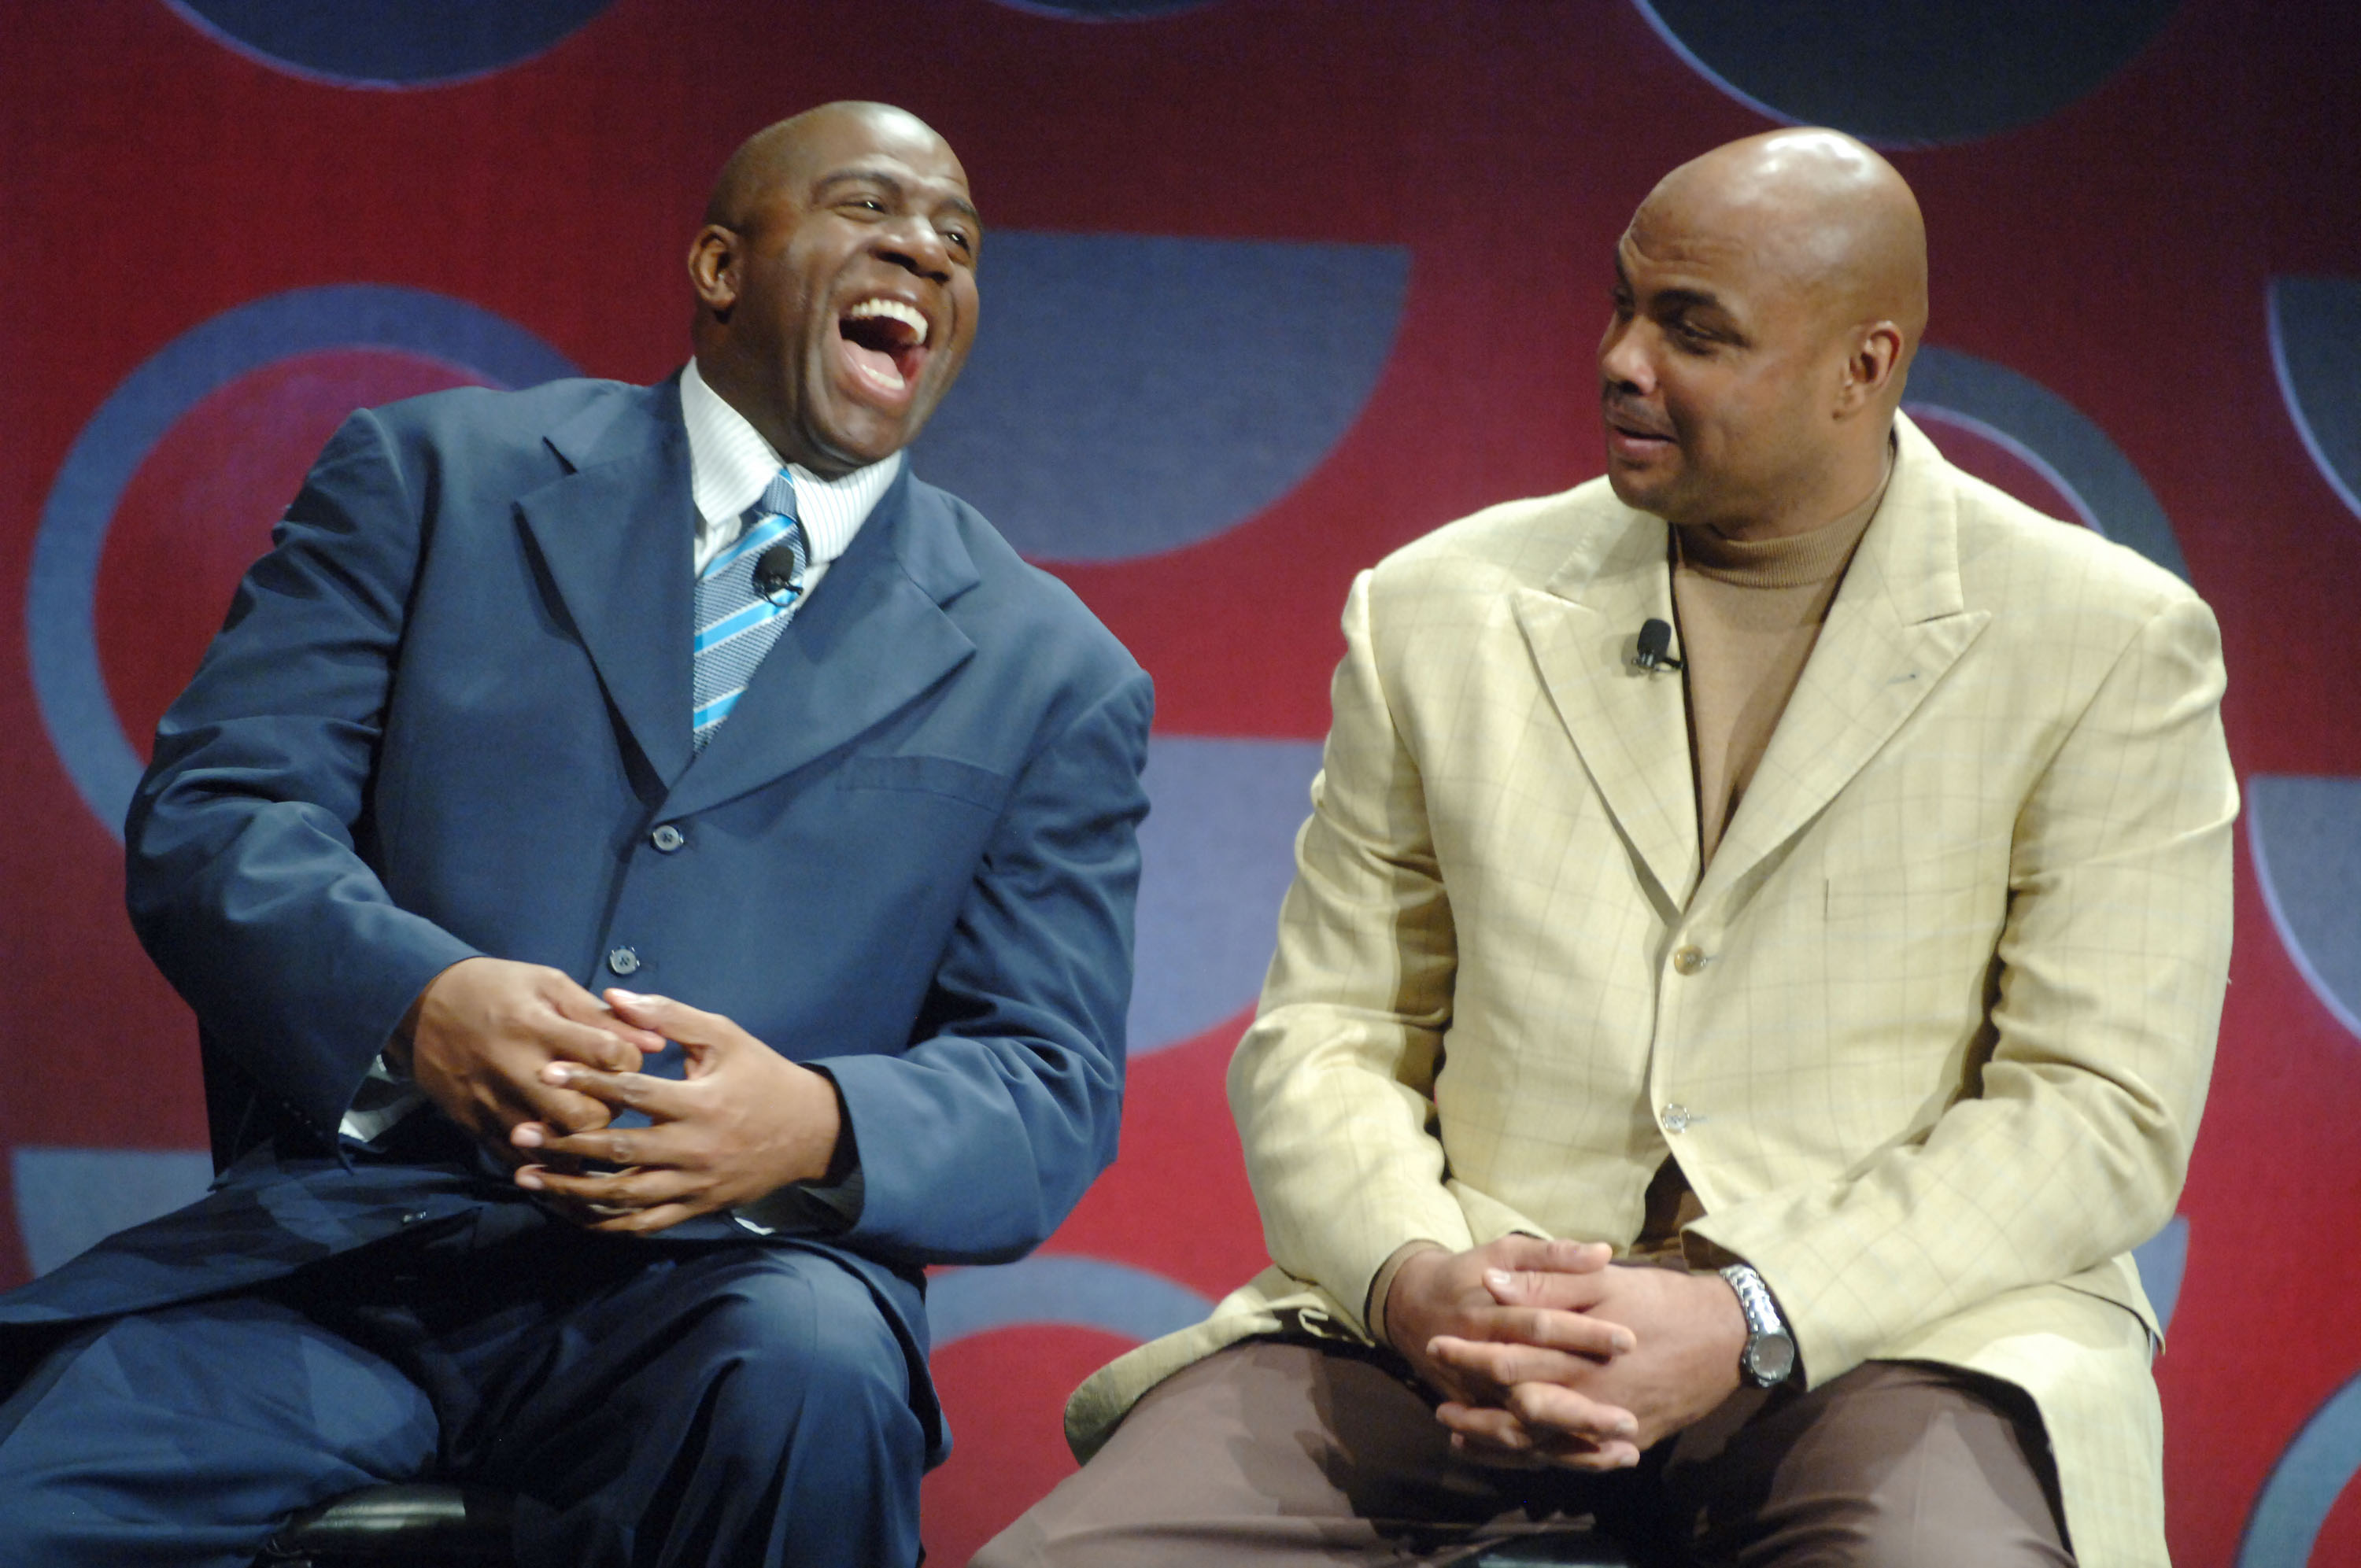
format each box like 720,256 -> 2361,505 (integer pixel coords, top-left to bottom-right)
972,1341 -> 2073,1567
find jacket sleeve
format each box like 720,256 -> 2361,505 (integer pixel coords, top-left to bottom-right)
1688,592 -> 2237,1387
124,408 -> 479,1145
1225,570 -> 1480,1331
818,666 -> 1155,1266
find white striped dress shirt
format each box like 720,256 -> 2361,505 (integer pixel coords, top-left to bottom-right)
679,358 -> 900,588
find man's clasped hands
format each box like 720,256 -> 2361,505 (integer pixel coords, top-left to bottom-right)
1384,1236 -> 1754,1471
387,956 -> 844,1234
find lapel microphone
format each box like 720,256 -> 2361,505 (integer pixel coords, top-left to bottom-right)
753,543 -> 803,605
1630,617 -> 1684,673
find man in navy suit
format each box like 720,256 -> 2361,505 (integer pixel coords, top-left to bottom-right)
0,101 -> 1152,1568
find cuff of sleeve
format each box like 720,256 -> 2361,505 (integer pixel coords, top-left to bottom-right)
734,1067 -> 863,1235
735,1166 -> 865,1236
1365,1239 -> 1448,1349
1684,1211 -> 1844,1390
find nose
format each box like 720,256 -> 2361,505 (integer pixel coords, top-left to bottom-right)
875,217 -> 953,284
1598,315 -> 1653,395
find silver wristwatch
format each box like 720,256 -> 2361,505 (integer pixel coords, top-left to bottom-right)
1719,1264 -> 1797,1387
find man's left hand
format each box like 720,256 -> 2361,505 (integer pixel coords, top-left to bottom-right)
508,989 -> 844,1234
1426,1264 -> 1749,1464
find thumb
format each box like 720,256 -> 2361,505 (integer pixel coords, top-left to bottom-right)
606,990 -> 738,1075
604,988 -> 689,1042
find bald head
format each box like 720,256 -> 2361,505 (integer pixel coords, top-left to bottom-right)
1598,129 -> 1929,537
1642,129 -> 1927,388
706,101 -> 959,232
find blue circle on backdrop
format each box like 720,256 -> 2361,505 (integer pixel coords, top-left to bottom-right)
2239,1369 -> 2361,1567
929,1255 -> 1213,1348
1904,346 -> 2190,582
25,285 -> 579,839
2268,275 -> 2361,523
164,0 -> 616,88
912,232 -> 1410,563
1631,0 -> 2184,146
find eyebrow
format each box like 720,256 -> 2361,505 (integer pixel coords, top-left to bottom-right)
814,169 -> 981,227
1613,254 -> 1733,318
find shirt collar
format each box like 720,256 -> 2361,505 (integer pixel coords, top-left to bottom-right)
678,359 -> 901,566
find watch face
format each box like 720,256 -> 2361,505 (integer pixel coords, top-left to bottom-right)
1747,1333 -> 1797,1385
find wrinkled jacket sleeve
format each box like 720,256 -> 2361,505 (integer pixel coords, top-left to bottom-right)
125,409 -> 478,1145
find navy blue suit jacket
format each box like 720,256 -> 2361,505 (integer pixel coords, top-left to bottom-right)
0,376 -> 1152,1453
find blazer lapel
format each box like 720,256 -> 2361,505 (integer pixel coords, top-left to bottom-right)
1692,414 -> 1990,912
660,467 -> 981,820
1513,508 -> 1700,913
516,383 -> 696,788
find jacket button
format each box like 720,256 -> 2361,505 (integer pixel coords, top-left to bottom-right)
1672,945 -> 1707,975
608,946 -> 641,976
1661,1103 -> 1705,1134
650,825 -> 685,852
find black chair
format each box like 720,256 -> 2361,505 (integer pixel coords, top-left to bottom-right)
1467,1533 -> 1635,1566
260,1482 -> 1634,1566
260,1484 -> 514,1566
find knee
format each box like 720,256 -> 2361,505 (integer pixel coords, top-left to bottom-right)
697,1260 -> 912,1430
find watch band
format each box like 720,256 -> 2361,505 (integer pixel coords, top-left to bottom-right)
1720,1263 -> 1798,1387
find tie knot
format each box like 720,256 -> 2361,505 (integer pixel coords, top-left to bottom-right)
756,470 -> 797,523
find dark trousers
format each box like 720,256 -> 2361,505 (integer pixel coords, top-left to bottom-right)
974,1339 -> 2073,1566
0,1202 -> 926,1568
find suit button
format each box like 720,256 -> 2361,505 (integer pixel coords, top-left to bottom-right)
1661,1103 -> 1704,1134
1672,945 -> 1707,975
650,825 -> 685,852
607,946 -> 641,976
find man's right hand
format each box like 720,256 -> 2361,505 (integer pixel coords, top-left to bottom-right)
1384,1236 -> 1640,1463
394,957 -> 667,1164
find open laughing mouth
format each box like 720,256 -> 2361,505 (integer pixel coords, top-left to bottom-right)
836,297 -> 933,408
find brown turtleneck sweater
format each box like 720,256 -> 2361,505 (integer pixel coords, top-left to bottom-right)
1628,463 -> 1890,1263
1672,470 -> 1889,870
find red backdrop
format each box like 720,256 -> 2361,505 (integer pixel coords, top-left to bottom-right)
4,3 -> 2359,1563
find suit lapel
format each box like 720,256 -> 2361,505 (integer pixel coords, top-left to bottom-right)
660,467 -> 981,820
1513,509 -> 1700,912
1691,414 -> 1990,913
517,383 -> 696,788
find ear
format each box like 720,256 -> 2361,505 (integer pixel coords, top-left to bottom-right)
687,223 -> 742,317
1834,320 -> 1905,416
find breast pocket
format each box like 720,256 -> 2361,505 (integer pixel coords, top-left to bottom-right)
1821,832 -> 2010,995
838,752 -> 1010,810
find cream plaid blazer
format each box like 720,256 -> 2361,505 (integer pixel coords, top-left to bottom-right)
1070,415 -> 2234,1566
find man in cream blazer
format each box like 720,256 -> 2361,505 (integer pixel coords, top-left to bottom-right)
984,131 -> 2232,1566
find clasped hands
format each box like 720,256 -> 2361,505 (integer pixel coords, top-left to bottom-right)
394,956 -> 841,1234
1383,1237 -> 1750,1471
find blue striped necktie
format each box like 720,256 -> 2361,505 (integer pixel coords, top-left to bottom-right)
693,470 -> 807,751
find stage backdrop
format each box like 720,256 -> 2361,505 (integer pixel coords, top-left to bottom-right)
3,2 -> 2359,1562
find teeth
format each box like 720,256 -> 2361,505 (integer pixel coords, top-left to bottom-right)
846,297 -> 929,345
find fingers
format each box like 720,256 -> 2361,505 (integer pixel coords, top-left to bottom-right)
605,991 -> 763,1076
1436,1402 -> 1641,1473
1456,1304 -> 1635,1357
604,989 -> 722,1042
1484,1237 -> 1615,1275
541,991 -> 660,1072
517,1160 -> 694,1205
515,1162 -> 709,1234
516,1115 -> 688,1168
1500,1382 -> 1643,1463
1473,1237 -> 1624,1312
1427,1337 -> 1610,1396
530,1062 -> 689,1120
